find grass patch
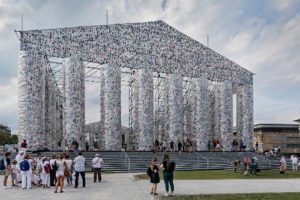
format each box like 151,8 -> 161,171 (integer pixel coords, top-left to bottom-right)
160,193 -> 300,200
134,170 -> 300,180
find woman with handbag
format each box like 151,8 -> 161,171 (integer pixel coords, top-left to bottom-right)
54,153 -> 71,193
64,155 -> 73,186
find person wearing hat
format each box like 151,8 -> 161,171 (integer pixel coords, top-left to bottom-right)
91,154 -> 104,183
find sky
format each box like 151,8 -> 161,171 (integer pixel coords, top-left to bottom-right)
0,0 -> 299,134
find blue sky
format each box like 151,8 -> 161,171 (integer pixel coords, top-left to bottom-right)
0,0 -> 299,133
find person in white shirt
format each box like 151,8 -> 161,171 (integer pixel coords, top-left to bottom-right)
20,154 -> 34,189
92,154 -> 104,183
280,155 -> 286,174
290,154 -> 299,172
162,140 -> 167,152
54,153 -> 70,193
73,151 -> 86,188
41,157 -> 50,188
35,153 -> 43,167
15,151 -> 24,183
35,153 -> 43,186
11,160 -> 19,186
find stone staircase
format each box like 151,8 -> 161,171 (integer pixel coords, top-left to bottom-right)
5,151 -> 288,173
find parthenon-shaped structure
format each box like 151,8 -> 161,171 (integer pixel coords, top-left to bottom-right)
18,20 -> 254,151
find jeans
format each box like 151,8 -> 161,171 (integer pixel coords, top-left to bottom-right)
50,169 -> 56,187
93,168 -> 102,182
163,171 -> 174,192
66,175 -> 72,184
75,171 -> 86,188
250,165 -> 256,176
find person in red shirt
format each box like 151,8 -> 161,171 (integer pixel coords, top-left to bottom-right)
216,139 -> 220,151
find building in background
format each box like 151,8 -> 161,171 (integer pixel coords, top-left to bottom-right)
0,124 -> 11,136
294,118 -> 300,134
253,124 -> 300,153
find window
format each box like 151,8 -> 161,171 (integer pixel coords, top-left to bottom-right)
273,136 -> 286,141
287,144 -> 300,148
287,137 -> 300,141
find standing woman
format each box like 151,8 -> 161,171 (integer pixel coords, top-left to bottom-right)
54,153 -> 71,193
147,158 -> 160,195
280,155 -> 286,174
160,154 -> 176,196
41,157 -> 50,188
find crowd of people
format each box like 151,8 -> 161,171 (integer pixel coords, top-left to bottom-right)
231,154 -> 300,176
153,138 -> 195,153
0,151 -> 104,193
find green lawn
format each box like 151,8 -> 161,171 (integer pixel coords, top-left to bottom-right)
134,170 -> 300,180
160,193 -> 300,200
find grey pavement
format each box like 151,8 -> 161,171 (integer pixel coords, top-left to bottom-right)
1,173 -> 300,200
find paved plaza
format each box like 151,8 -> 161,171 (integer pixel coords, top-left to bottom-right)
1,173 -> 300,200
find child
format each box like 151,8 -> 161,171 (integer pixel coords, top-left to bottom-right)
147,158 -> 160,195
11,160 -> 19,186
41,157 -> 50,188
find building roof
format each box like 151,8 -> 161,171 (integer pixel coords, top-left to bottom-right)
19,20 -> 253,85
254,123 -> 299,129
0,124 -> 10,129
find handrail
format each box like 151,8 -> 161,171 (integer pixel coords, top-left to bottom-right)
195,151 -> 209,169
137,152 -> 149,167
123,151 -> 131,173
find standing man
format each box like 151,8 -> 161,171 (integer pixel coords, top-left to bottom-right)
74,151 -> 86,188
177,140 -> 182,154
170,140 -> 175,153
250,154 -> 258,176
20,140 -> 28,152
2,152 -> 11,189
92,154 -> 104,183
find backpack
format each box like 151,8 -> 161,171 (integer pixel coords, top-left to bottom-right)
166,161 -> 175,172
0,159 -> 6,170
44,163 -> 50,173
147,167 -> 152,177
20,160 -> 30,171
52,160 -> 58,171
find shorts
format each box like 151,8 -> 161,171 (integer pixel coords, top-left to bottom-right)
56,171 -> 64,177
216,144 -> 220,148
12,173 -> 17,179
4,169 -> 10,176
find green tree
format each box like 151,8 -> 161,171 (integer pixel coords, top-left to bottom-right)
0,131 -> 10,145
10,135 -> 18,144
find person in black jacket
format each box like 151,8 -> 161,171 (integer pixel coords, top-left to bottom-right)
160,153 -> 176,196
147,157 -> 160,195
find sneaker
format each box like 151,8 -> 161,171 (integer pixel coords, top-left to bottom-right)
150,192 -> 153,195
170,191 -> 174,196
154,193 -> 158,195
2,186 -> 8,189
165,192 -> 169,196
